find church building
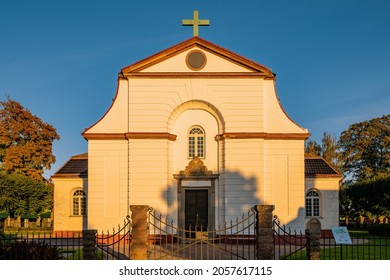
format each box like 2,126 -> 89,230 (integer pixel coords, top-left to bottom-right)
52,15 -> 341,233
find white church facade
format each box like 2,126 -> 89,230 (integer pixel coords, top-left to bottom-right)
52,36 -> 341,233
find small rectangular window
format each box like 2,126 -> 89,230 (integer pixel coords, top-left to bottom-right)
80,197 -> 87,216
305,198 -> 312,216
73,198 -> 80,216
197,137 -> 204,157
313,199 -> 320,216
189,137 -> 195,157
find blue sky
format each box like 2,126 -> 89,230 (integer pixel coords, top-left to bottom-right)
1,0 -> 389,178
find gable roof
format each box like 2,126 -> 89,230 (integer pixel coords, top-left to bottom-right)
305,156 -> 342,178
120,37 -> 275,79
51,153 -> 88,178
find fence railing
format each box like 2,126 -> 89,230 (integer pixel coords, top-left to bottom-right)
320,234 -> 390,260
148,208 -> 256,260
0,231 -> 83,260
273,216 -> 307,260
3,208 -> 389,260
272,216 -> 390,260
96,216 -> 132,260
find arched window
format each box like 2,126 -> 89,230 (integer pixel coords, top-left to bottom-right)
73,190 -> 86,216
188,126 -> 205,158
305,190 -> 320,217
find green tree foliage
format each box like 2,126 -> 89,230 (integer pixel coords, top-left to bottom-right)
321,132 -> 343,172
0,97 -> 60,181
339,115 -> 390,181
305,139 -> 322,157
0,173 -> 52,217
305,132 -> 342,172
341,176 -> 390,222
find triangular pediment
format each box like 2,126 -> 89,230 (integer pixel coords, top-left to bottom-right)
120,37 -> 275,79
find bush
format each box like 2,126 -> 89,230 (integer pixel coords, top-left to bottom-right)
0,240 -> 64,260
368,224 -> 390,237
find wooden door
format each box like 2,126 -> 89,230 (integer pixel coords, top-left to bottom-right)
185,190 -> 208,231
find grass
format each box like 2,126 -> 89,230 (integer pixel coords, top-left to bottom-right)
66,249 -> 105,260
286,230 -> 390,260
320,239 -> 390,260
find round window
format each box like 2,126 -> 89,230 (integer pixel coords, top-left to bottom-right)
186,50 -> 206,71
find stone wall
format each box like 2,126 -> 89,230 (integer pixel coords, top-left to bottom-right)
1,216 -> 52,229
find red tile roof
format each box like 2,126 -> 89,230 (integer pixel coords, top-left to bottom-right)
305,156 -> 341,178
52,153 -> 88,178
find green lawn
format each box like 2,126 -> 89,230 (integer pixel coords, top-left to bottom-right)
65,249 -> 105,260
286,230 -> 390,260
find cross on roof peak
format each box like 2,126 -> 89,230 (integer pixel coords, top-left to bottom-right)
182,10 -> 210,37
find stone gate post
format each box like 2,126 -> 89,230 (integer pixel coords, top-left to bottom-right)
83,229 -> 97,260
254,205 -> 275,260
130,205 -> 149,260
305,219 -> 321,260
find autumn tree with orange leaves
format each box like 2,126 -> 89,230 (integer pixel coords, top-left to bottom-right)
0,97 -> 60,181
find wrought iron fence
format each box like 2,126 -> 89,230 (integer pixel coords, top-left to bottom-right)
272,216 -> 390,260
148,207 -> 256,260
0,231 -> 82,260
272,216 -> 307,260
320,233 -> 390,260
96,215 -> 132,260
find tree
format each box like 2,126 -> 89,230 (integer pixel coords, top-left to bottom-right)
0,173 -> 52,217
0,97 -> 60,181
341,176 -> 390,223
305,139 -> 322,157
339,115 -> 390,181
305,132 -> 342,172
321,132 -> 343,172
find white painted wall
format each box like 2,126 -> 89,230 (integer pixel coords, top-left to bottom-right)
140,47 -> 252,73
264,140 -> 306,230
80,44 -> 316,233
173,109 -> 219,173
52,177 -> 87,232
87,139 -> 128,231
305,177 -> 340,230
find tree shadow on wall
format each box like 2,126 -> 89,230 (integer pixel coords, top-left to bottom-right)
159,169 -> 263,226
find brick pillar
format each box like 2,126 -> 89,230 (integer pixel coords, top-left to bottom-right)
83,229 -> 97,260
130,205 -> 149,260
255,205 -> 275,260
305,219 -> 321,260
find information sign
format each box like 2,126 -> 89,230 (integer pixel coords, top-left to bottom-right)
331,226 -> 352,245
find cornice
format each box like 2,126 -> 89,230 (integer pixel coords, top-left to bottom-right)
82,132 -> 177,141
82,132 -> 309,141
215,132 -> 310,141
123,72 -> 274,79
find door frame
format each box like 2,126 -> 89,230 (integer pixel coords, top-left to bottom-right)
174,175 -> 219,232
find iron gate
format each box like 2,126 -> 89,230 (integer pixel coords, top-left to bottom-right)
273,215 -> 307,260
96,215 -> 132,260
147,207 -> 256,260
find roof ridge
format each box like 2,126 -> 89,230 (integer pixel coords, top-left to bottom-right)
71,152 -> 88,159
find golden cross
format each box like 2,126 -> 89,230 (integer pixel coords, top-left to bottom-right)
182,10 -> 210,37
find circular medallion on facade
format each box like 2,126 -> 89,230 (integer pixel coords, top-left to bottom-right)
186,50 -> 206,71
